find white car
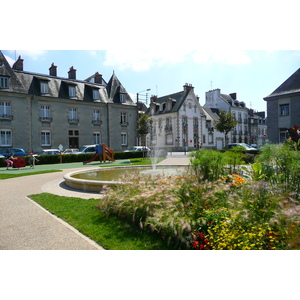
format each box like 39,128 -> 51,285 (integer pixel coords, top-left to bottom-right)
124,146 -> 151,152
73,145 -> 97,154
38,149 -> 61,155
63,149 -> 79,154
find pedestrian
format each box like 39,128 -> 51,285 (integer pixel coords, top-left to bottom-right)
5,153 -> 14,170
29,153 -> 39,169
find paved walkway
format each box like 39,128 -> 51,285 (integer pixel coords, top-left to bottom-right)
0,154 -> 191,250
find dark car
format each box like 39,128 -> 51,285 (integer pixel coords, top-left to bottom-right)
0,147 -> 26,157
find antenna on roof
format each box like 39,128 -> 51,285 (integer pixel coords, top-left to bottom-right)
156,85 -> 158,96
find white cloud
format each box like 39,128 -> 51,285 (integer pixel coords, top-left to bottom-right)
192,50 -> 252,65
103,50 -> 252,71
103,50 -> 190,71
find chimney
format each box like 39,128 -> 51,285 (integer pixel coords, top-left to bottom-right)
68,66 -> 76,79
230,93 -> 237,100
94,72 -> 102,84
12,55 -> 23,71
183,83 -> 194,92
49,63 -> 57,76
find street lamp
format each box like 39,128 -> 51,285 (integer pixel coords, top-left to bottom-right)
136,89 -> 151,147
136,89 -> 151,107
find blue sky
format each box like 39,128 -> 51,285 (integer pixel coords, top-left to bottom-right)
2,50 -> 300,113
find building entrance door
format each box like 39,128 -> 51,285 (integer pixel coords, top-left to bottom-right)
69,137 -> 79,149
69,130 -> 79,148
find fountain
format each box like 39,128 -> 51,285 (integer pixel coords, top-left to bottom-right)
64,165 -> 185,193
63,146 -> 186,193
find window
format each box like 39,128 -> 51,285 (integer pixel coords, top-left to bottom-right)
0,76 -> 9,89
0,129 -> 12,146
40,105 -> 51,121
120,94 -> 126,103
121,132 -> 127,146
0,102 -> 11,119
93,110 -> 100,119
69,108 -> 78,123
280,104 -> 289,116
40,81 -> 49,94
41,131 -> 51,146
93,132 -> 101,144
93,89 -> 99,100
69,85 -> 76,98
120,112 -> 128,125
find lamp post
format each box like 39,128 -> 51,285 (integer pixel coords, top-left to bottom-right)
136,89 -> 151,146
137,89 -> 151,109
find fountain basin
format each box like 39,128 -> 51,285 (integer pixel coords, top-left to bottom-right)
64,165 -> 186,193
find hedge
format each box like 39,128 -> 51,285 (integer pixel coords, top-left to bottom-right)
0,151 -> 149,168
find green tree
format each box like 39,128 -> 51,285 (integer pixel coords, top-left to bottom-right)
137,113 -> 153,148
213,110 -> 238,146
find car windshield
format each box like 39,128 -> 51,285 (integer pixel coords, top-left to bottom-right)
78,147 -> 87,152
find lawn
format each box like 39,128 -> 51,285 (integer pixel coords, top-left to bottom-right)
29,193 -> 176,250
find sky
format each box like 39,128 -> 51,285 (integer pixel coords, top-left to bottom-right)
2,49 -> 300,114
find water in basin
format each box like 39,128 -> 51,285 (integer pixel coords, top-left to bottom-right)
72,166 -> 186,182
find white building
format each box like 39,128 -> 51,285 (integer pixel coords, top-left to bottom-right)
146,84 -> 204,152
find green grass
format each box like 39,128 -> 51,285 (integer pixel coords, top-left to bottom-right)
0,170 -> 61,179
29,193 -> 176,250
129,157 -> 164,165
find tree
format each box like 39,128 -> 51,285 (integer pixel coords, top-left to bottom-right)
137,113 -> 153,148
213,110 -> 238,146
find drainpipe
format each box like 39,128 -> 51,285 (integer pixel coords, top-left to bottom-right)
106,103 -> 110,147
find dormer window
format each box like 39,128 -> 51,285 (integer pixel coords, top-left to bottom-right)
40,81 -> 49,94
69,85 -> 76,98
0,76 -> 9,89
120,94 -> 126,103
93,89 -> 100,100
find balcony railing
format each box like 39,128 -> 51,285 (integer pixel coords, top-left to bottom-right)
165,125 -> 172,131
92,119 -> 102,125
120,121 -> 129,127
39,117 -> 53,123
0,114 -> 13,120
68,118 -> 79,124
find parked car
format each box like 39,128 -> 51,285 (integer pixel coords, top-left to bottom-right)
124,146 -> 151,152
63,149 -> 79,154
250,144 -> 258,148
224,143 -> 257,151
38,149 -> 61,156
73,145 -> 97,154
0,148 -> 26,157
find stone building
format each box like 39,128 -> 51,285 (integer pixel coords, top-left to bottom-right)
264,68 -> 300,143
0,51 -> 137,154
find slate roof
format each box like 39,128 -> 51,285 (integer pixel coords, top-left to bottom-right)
220,93 -> 246,108
264,68 -> 300,100
202,107 -> 220,121
0,51 -> 134,106
0,51 -> 26,93
105,72 -> 134,105
146,90 -> 190,115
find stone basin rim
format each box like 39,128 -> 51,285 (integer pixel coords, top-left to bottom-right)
63,165 -> 186,193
